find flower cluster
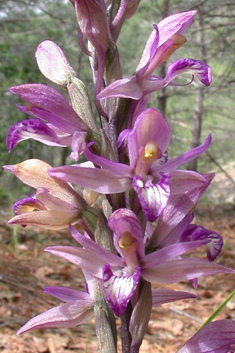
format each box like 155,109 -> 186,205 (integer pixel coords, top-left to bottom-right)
5,2 -> 235,352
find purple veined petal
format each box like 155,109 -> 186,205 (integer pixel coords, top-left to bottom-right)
35,40 -> 76,86
103,263 -> 141,317
157,11 -> 196,47
143,240 -> 209,269
170,170 -> 207,195
31,107 -> 86,135
69,225 -> 125,267
9,84 -> 85,131
12,194 -> 45,215
84,142 -> 134,178
177,320 -> 235,353
45,245 -> 105,279
142,257 -> 234,284
49,165 -> 132,194
152,134 -> 212,174
7,119 -> 66,152
158,213 -> 194,249
164,58 -> 212,86
17,300 -> 93,334
108,208 -> 145,260
128,108 -> 171,169
97,76 -> 143,100
44,286 -> 91,302
149,173 -> 214,249
181,224 -> 223,262
152,288 -> 196,307
133,174 -> 171,222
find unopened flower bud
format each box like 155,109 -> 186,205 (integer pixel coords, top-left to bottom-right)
36,40 -> 76,86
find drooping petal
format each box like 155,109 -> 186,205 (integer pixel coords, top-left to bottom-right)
7,119 -> 67,152
165,58 -> 212,86
152,288 -> 196,307
49,165 -> 132,194
181,224 -> 223,261
177,320 -> 235,353
43,286 -> 91,302
133,174 -> 170,222
103,263 -> 141,317
35,40 -> 76,86
142,258 -> 234,284
17,300 -> 93,334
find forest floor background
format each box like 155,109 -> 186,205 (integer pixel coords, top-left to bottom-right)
1,166 -> 235,353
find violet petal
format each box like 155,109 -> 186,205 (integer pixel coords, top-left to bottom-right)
133,174 -> 171,222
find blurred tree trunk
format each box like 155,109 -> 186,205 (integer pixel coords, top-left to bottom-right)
188,5 -> 205,171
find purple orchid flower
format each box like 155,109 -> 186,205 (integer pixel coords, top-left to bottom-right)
97,11 -> 211,101
8,83 -> 87,160
44,209 -> 232,318
49,108 -> 211,221
177,320 -> 235,353
4,159 -> 85,230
